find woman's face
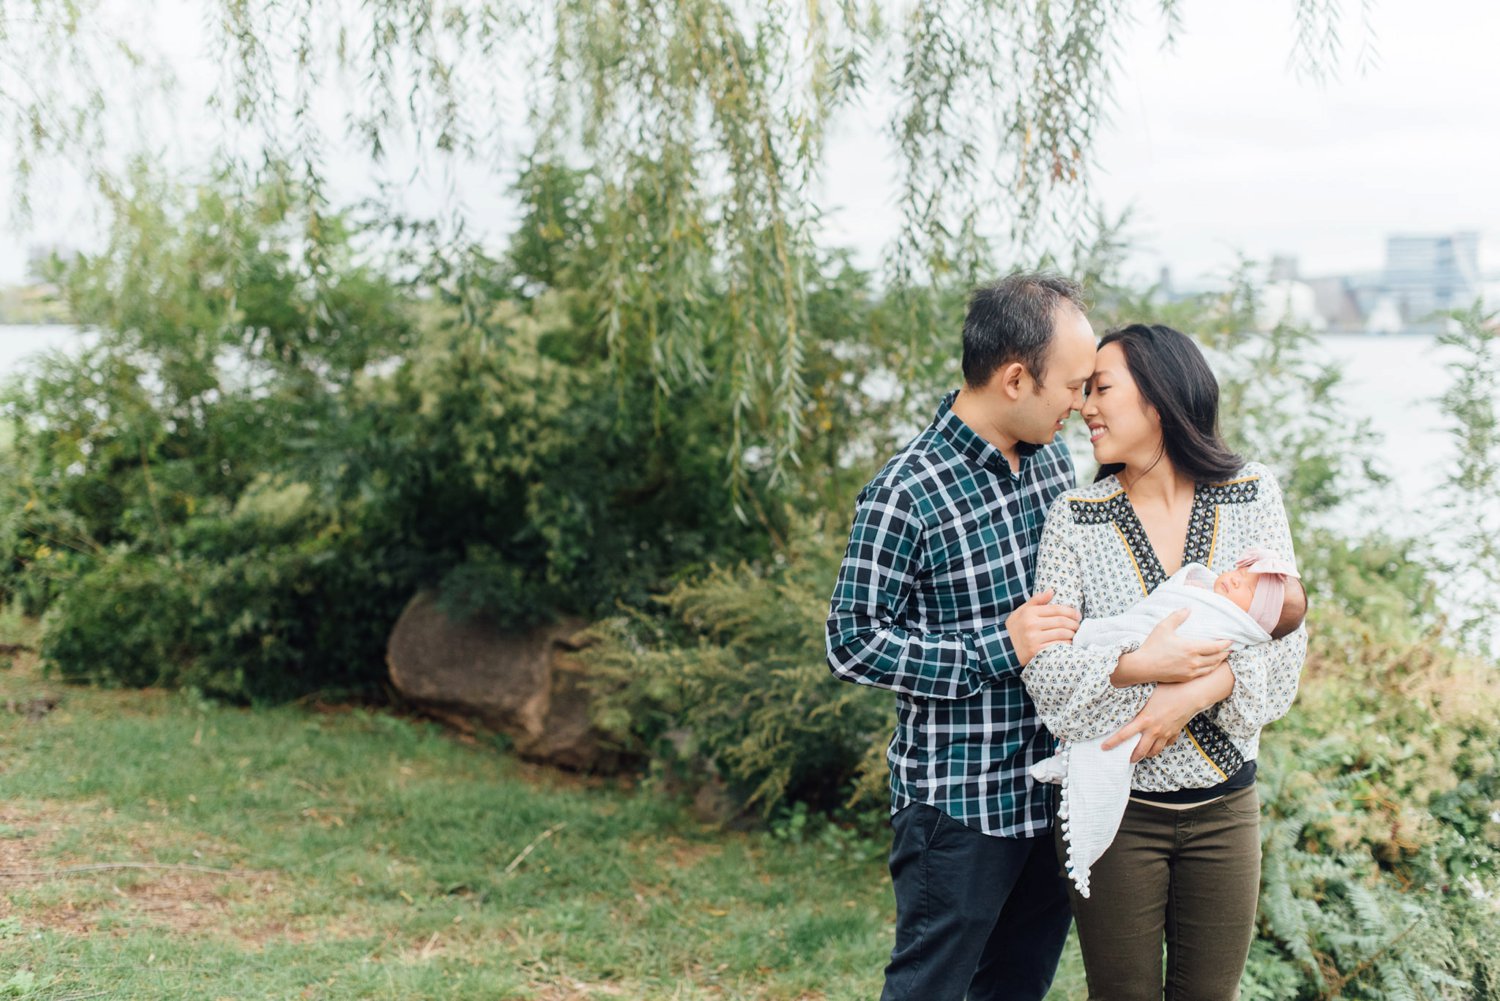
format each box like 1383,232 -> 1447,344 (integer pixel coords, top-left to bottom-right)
1082,341 -> 1163,470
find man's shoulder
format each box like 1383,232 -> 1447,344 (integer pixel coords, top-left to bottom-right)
1028,438 -> 1075,476
860,427 -> 952,501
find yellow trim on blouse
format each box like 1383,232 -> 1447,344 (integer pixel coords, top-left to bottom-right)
1112,522 -> 1149,597
1206,504 -> 1222,568
1184,726 -> 1230,782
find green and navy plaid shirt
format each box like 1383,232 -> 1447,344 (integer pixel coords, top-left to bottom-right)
826,390 -> 1076,837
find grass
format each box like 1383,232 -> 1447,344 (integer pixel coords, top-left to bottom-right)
0,620 -> 1089,1000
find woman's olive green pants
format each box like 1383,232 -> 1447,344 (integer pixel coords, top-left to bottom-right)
1058,784 -> 1261,1001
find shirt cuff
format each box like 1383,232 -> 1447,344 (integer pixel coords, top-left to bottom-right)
975,625 -> 1021,680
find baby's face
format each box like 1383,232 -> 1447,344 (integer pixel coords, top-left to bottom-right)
1213,567 -> 1259,614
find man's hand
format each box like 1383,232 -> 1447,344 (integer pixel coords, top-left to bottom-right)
1111,609 -> 1230,687
1006,589 -> 1080,666
1101,682 -> 1206,762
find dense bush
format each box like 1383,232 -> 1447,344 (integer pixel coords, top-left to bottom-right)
358,293 -> 771,629
38,476 -> 412,702
0,161 -> 907,698
588,515 -> 892,818
1247,601 -> 1500,998
40,551 -> 196,689
0,168 -> 420,700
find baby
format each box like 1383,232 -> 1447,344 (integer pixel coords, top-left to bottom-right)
1201,549 -> 1307,641
1031,547 -> 1307,896
1067,546 -> 1306,651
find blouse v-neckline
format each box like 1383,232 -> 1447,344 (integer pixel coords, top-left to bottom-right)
1111,478 -> 1217,592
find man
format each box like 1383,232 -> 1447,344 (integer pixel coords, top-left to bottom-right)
824,271 -> 1096,1000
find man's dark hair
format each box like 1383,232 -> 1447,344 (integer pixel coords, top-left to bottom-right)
962,271 -> 1089,389
1092,323 -> 1244,485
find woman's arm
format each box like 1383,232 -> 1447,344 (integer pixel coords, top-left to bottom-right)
1021,498 -> 1155,742
1104,665 -> 1236,761
1211,468 -> 1310,738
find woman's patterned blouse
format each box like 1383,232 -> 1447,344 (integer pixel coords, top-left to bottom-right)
1020,461 -> 1308,792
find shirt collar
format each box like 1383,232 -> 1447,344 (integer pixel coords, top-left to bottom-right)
932,390 -> 1040,477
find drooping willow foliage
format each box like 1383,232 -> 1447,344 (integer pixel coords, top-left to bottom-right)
3,0 -> 1363,500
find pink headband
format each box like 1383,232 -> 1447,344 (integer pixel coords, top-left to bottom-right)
1237,547 -> 1300,634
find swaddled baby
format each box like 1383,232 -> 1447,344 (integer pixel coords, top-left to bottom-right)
1031,547 -> 1307,896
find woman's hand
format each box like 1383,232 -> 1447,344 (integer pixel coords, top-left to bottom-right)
1102,665 -> 1235,762
1111,609 -> 1230,686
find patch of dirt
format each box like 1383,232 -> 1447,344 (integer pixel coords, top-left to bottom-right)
509,757 -> 634,794
0,802 -> 322,942
527,981 -> 631,1000
4,694 -> 59,720
663,834 -> 720,870
0,802 -> 70,873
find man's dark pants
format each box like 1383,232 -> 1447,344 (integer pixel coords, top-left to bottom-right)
881,803 -> 1072,1001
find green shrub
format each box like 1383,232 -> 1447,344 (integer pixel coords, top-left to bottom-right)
184,528 -> 408,703
40,477 -> 410,703
1245,600 -> 1500,998
40,551 -> 195,688
587,515 -> 892,819
363,293 -> 771,631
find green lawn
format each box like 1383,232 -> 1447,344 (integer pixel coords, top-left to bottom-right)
0,626 -> 1088,1000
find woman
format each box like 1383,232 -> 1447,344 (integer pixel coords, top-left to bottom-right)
1021,324 -> 1308,1000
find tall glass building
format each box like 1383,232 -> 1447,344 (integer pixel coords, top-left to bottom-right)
1384,232 -> 1481,324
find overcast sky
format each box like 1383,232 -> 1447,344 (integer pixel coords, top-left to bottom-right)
3,0 -> 1496,289
818,0 -> 1500,286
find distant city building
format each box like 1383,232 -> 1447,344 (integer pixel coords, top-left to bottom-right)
1305,276 -> 1366,332
1158,233 -> 1494,335
1257,258 -> 1326,331
1268,255 -> 1300,283
1256,232 -> 1491,335
1382,231 -> 1481,328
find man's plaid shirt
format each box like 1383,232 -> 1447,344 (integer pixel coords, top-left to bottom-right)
826,391 -> 1076,837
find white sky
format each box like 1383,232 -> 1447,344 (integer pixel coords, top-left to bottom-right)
1090,0 -> 1500,284
818,0 -> 1500,287
3,0 -> 1497,288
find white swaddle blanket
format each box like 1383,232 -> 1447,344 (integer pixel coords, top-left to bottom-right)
1031,563 -> 1271,897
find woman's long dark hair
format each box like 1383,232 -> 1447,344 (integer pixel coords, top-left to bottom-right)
1093,324 -> 1243,485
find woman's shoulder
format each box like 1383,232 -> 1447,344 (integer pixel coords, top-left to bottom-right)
1218,460 -> 1273,484
1201,460 -> 1283,510
1056,473 -> 1126,503
1045,473 -> 1127,524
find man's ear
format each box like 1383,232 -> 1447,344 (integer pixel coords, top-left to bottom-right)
997,361 -> 1028,400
